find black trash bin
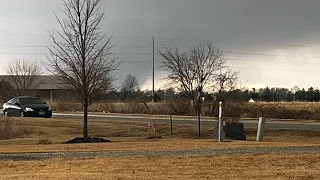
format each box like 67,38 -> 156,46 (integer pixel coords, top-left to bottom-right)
225,123 -> 246,140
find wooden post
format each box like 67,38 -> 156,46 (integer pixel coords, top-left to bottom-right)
170,114 -> 173,135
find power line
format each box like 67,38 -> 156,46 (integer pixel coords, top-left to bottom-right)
234,66 -> 320,73
1,33 -> 319,48
0,52 -> 151,55
0,61 -> 319,72
228,58 -> 320,65
154,37 -> 320,48
0,33 -> 152,39
1,51 -> 320,60
1,58 -> 317,65
225,51 -> 320,59
0,45 -> 151,48
0,60 -> 151,63
0,33 -> 49,37
0,52 -> 45,55
1,53 -> 320,66
1,61 -> 320,73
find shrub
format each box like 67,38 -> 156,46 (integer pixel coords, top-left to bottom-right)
49,101 -> 82,112
167,98 -> 193,115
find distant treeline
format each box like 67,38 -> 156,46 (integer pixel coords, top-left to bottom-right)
106,86 -> 320,103
243,87 -> 320,102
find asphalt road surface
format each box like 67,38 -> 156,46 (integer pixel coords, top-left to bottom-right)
2,110 -> 320,131
52,113 -> 320,131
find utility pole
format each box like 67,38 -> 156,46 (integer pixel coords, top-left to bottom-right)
152,37 -> 155,103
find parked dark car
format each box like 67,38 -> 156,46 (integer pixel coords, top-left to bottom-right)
2,96 -> 52,118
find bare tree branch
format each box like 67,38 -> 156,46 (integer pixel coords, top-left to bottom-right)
5,59 -> 42,96
213,67 -> 240,92
158,42 -> 228,137
158,42 -> 226,111
120,74 -> 139,101
121,74 -> 139,93
45,0 -> 120,138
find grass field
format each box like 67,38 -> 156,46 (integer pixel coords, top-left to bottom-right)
0,117 -> 320,179
1,153 -> 320,179
0,116 -> 320,153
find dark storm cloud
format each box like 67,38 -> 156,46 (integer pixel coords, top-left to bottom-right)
1,0 -> 320,89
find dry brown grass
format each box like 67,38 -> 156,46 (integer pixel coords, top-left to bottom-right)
0,117 -> 30,140
244,101 -> 320,120
0,116 -> 319,153
1,153 -> 320,179
37,138 -> 52,145
49,101 -> 173,114
48,101 -> 320,120
0,115 -> 320,179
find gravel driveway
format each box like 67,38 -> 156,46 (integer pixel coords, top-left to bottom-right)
0,146 -> 320,161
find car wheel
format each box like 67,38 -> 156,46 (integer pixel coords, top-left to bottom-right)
3,110 -> 8,117
20,110 -> 25,117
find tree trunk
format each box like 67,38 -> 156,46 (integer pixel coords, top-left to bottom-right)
83,100 -> 89,138
197,100 -> 201,137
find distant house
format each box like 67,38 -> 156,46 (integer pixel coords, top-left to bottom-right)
251,97 -> 264,102
0,75 -> 70,101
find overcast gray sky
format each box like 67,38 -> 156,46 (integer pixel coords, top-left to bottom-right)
1,0 -> 320,90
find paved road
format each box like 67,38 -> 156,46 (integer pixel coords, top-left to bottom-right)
0,146 -> 320,161
2,109 -> 320,131
52,113 -> 320,131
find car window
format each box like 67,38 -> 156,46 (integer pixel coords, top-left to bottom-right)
19,98 -> 43,105
14,99 -> 20,105
7,98 -> 14,104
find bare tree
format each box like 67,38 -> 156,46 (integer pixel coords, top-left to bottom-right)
214,67 -> 240,93
120,74 -> 139,101
6,59 -> 42,96
121,74 -> 138,93
46,0 -> 120,138
158,42 -> 226,137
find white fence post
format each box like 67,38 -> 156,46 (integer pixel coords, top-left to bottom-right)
256,117 -> 266,141
218,101 -> 223,142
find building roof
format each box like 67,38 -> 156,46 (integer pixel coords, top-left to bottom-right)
35,75 -> 69,90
